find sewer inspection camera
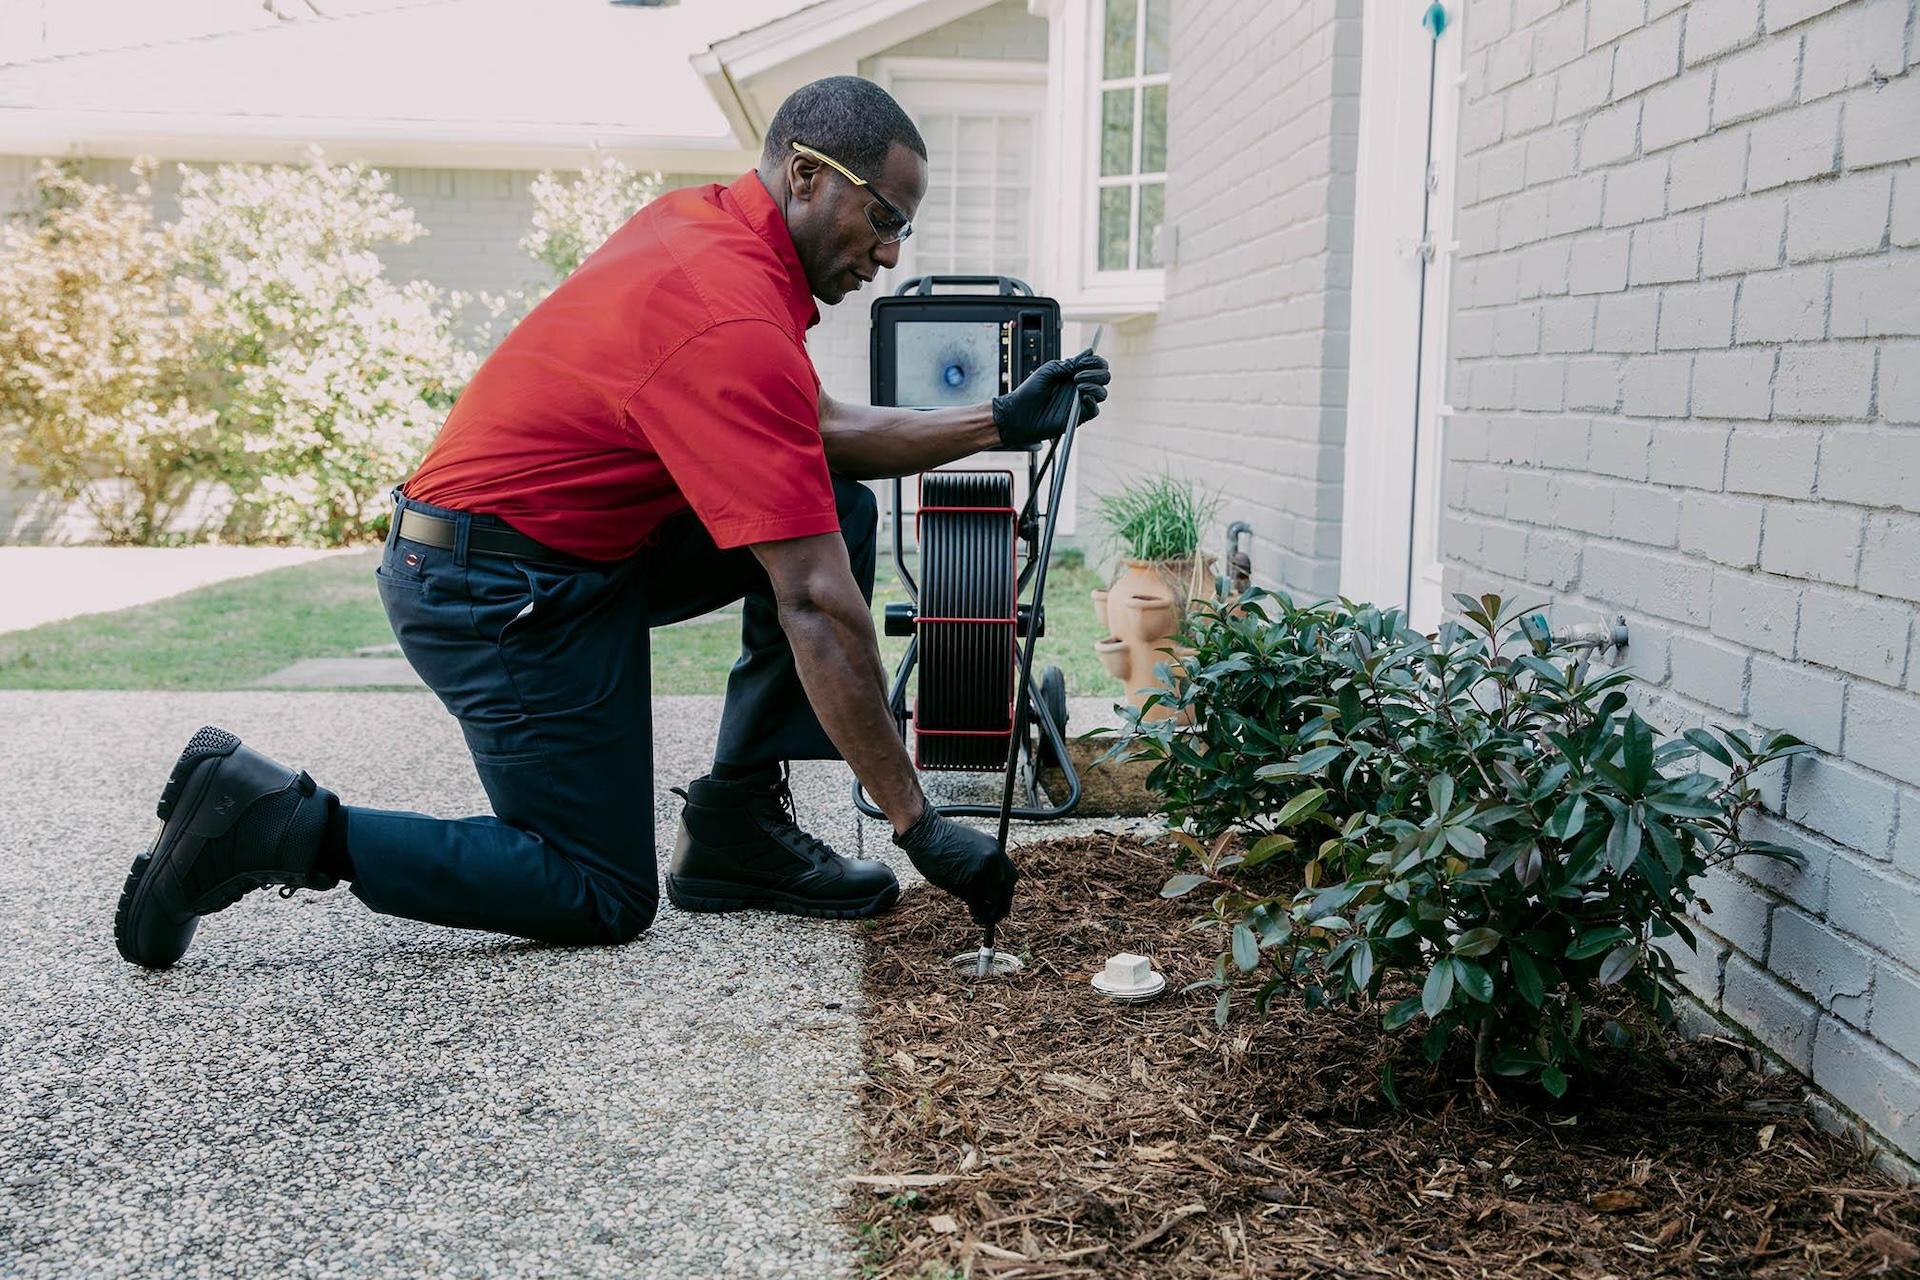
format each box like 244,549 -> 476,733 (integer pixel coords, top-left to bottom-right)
850,275 -> 1101,977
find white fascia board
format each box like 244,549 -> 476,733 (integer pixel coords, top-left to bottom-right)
0,110 -> 757,173
703,0 -> 998,87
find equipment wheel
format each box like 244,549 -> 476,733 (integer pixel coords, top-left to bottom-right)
1033,665 -> 1068,768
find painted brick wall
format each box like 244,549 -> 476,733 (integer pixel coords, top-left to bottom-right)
1079,0 -> 1362,594
1444,0 -> 1920,1162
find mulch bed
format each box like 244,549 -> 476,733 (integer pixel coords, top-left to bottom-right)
849,833 -> 1920,1279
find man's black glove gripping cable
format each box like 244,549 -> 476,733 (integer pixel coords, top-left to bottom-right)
990,350 -> 1111,449
891,806 -> 1018,928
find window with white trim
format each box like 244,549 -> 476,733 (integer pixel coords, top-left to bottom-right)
1094,0 -> 1169,275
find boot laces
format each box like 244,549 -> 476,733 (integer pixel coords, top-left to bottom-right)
756,763 -> 843,865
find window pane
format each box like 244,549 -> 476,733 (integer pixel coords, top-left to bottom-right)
1100,88 -> 1135,176
1098,185 -> 1132,271
1141,83 -> 1167,173
1102,0 -> 1136,79
1138,181 -> 1165,269
1143,0 -> 1169,73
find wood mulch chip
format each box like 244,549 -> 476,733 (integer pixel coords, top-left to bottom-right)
849,834 -> 1920,1279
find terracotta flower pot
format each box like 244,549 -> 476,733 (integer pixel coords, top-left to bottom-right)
1091,588 -> 1109,633
1092,555 -> 1217,722
1094,635 -> 1129,679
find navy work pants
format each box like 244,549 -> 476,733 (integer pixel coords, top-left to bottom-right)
339,479 -> 878,945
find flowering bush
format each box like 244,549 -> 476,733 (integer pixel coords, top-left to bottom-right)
173,154 -> 473,543
0,161 -> 219,543
0,154 -> 471,545
1143,592 -> 1810,1094
522,153 -> 664,282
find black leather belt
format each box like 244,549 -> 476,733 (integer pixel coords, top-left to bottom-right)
396,508 -> 580,565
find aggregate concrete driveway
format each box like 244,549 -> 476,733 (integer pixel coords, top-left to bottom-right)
0,691 -> 899,1280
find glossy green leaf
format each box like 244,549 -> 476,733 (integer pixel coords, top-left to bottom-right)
1421,959 -> 1455,1019
1161,873 -> 1211,898
1231,921 -> 1260,972
1451,926 -> 1502,956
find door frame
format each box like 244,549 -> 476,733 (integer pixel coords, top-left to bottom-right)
1338,4 -> 1462,630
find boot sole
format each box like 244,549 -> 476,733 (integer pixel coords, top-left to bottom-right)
665,874 -> 901,920
113,727 -> 242,968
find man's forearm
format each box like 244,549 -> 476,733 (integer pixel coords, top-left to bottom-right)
776,586 -> 927,831
819,401 -> 1000,480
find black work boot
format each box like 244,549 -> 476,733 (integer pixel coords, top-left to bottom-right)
667,767 -> 899,919
114,726 -> 341,969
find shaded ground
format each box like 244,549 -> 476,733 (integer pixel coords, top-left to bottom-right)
851,835 -> 1920,1279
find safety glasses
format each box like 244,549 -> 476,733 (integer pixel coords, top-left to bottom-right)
791,141 -> 914,245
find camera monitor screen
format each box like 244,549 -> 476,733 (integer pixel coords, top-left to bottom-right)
891,320 -> 1004,408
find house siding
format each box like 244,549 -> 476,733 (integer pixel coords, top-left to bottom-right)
1444,0 -> 1920,1163
1078,0 -> 1363,594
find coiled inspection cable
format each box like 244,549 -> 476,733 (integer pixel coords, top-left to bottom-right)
915,471 -> 1016,770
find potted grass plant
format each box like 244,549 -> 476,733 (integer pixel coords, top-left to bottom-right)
1090,473 -> 1220,714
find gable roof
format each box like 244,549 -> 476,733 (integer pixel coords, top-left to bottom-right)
0,0 -> 820,171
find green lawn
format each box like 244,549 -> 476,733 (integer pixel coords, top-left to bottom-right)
0,546 -> 1117,696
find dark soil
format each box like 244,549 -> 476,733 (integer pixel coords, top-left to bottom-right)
849,833 -> 1920,1279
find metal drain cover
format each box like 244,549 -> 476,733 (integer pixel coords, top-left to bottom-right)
947,949 -> 1025,977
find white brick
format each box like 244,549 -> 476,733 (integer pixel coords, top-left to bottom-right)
1546,173 -> 1607,236
1557,49 -> 1616,119
1684,0 -> 1763,67
1517,238 -> 1572,295
1526,528 -> 1583,586
1604,155 -> 1667,226
1479,141 -> 1528,199
1584,541 -> 1714,622
1568,229 -> 1632,292
1490,29 -> 1537,92
1659,281 -> 1736,348
1799,583 -> 1913,683
1871,961 -> 1920,1066
1760,500 -> 1862,586
1892,165 -> 1920,247
1749,653 -> 1848,750
1832,255 -> 1920,338
1588,0 -> 1648,50
1749,98 -> 1842,191
1467,0 -> 1513,52
1693,349 -> 1778,417
1589,418 -> 1656,479
1812,1017 -> 1920,1161
1642,69 -> 1714,151
1710,567 -> 1801,656
1525,123 -> 1580,183
1703,192 -> 1788,275
1773,345 -> 1874,419
1765,0 -> 1851,32
1722,954 -> 1820,1072
1786,172 -> 1894,263
1651,421 -> 1730,487
1699,865 -> 1775,957
1453,309 -> 1497,359
1830,848 -> 1920,951
1541,296 -> 1598,351
1629,215 -> 1702,284
1533,3 -> 1587,73
1899,789 -> 1920,878
1712,33 -> 1803,127
1596,289 -> 1661,350
1670,631 -> 1750,710
1769,907 -> 1873,1027
1877,340 -> 1920,423
1668,126 -> 1750,211
1787,758 -> 1901,857
1844,75 -> 1920,169
1612,14 -> 1684,99
1515,357 -> 1568,409
1735,265 -> 1830,342
1728,423 -> 1818,494
1846,682 -> 1920,788
1820,428 -> 1920,512
1623,352 -> 1693,414
1614,482 -> 1682,544
1801,0 -> 1913,102
1536,416 -> 1592,468
1507,76 -> 1559,137
1567,356 -> 1624,409
1494,304 -> 1543,354
1860,514 -> 1920,602
1681,492 -> 1765,565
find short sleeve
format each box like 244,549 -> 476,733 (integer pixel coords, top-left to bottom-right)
626,319 -> 840,549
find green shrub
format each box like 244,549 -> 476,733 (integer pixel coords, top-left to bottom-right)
1149,593 -> 1809,1094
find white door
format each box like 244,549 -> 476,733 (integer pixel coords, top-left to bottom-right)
1339,2 -> 1461,630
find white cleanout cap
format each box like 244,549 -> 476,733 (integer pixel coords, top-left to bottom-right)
1091,952 -> 1166,1001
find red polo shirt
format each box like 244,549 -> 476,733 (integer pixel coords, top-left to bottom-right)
404,172 -> 839,561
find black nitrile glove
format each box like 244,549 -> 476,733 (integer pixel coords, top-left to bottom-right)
991,349 -> 1111,449
892,806 -> 1018,927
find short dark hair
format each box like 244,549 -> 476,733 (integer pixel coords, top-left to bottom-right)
761,76 -> 927,179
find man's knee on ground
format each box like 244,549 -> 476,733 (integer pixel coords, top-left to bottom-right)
594,884 -> 658,945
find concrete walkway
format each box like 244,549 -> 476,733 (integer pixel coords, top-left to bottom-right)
0,547 -> 351,634
0,691 -> 1132,1279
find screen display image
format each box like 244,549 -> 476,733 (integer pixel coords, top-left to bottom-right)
892,320 -> 1004,407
